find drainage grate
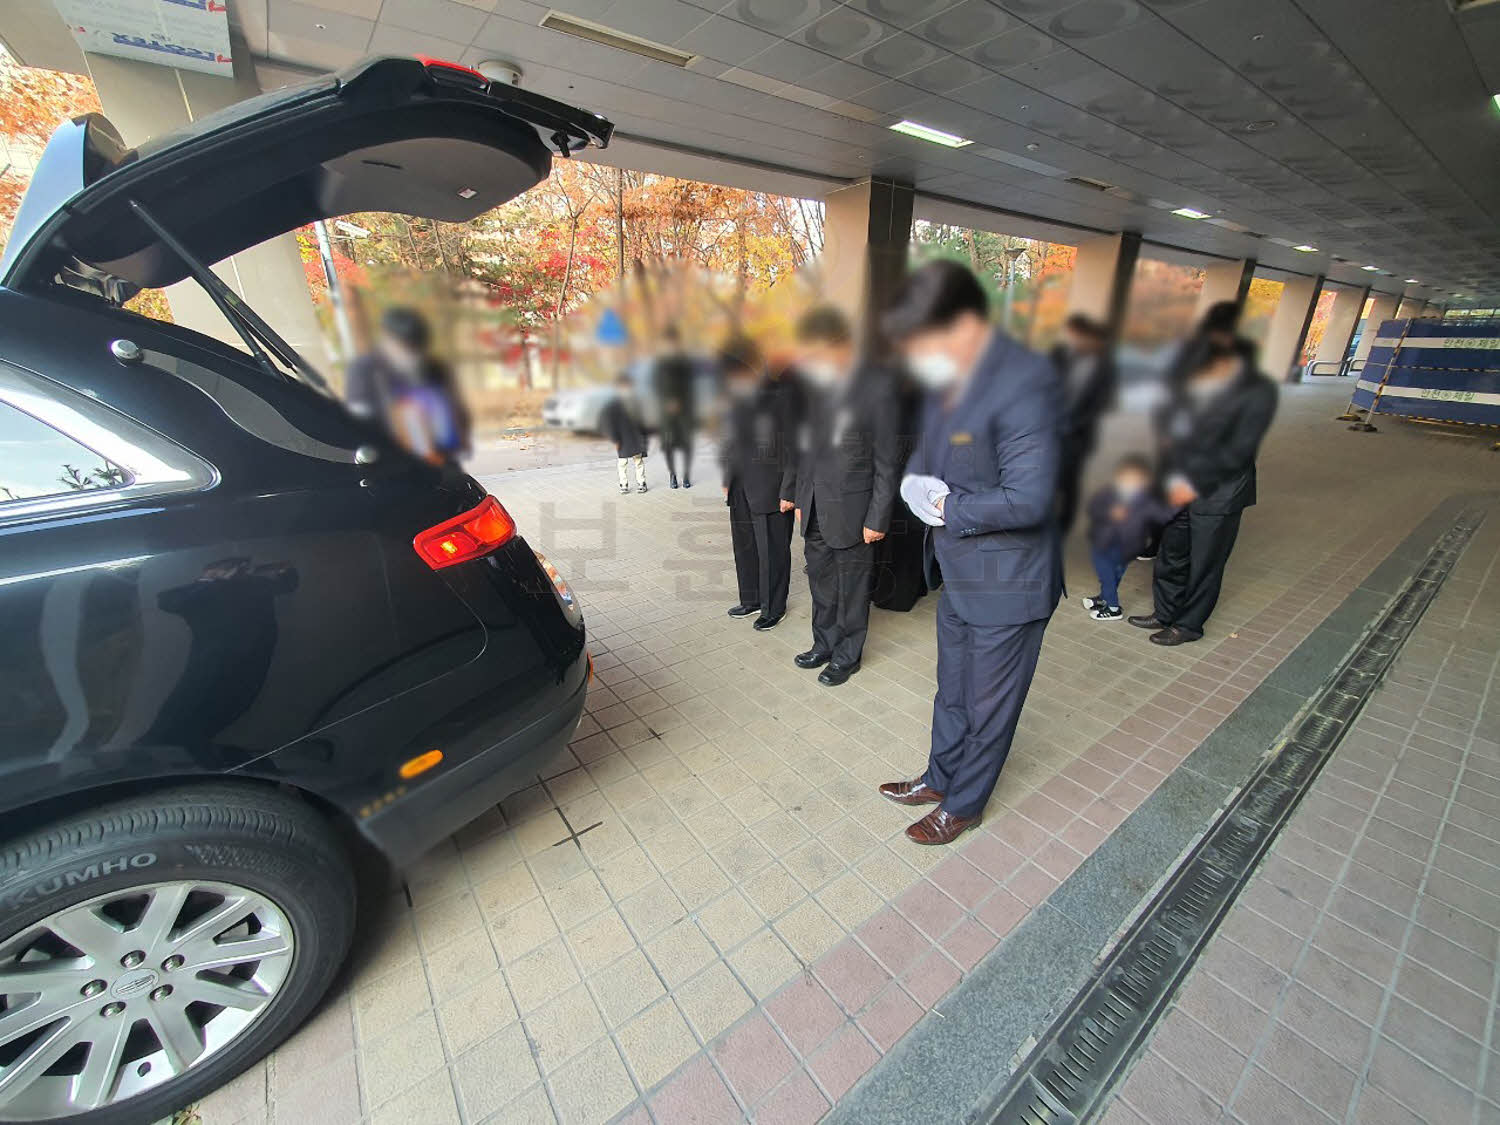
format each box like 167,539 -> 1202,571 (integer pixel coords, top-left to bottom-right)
983,513 -> 1482,1125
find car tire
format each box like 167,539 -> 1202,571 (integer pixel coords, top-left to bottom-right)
0,783 -> 356,1124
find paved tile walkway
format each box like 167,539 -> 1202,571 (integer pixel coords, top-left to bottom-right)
1101,497 -> 1500,1125
196,383 -> 1498,1125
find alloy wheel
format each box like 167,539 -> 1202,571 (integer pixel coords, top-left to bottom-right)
0,880 -> 294,1120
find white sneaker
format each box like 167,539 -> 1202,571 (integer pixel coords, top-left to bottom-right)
1090,605 -> 1123,621
1081,595 -> 1105,611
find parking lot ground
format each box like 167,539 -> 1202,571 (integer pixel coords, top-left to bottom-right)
197,383 -> 1499,1125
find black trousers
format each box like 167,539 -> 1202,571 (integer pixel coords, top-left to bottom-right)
728,482 -> 792,617
1151,508 -> 1242,637
660,421 -> 692,480
923,597 -> 1049,820
804,505 -> 875,667
1056,456 -> 1085,537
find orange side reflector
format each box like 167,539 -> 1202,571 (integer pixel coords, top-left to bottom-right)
587,652 -> 594,681
399,749 -> 444,780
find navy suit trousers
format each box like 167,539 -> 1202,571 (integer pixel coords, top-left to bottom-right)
922,594 -> 1048,819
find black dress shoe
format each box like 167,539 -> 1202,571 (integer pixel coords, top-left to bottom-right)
1127,614 -> 1164,630
682,476 -> 692,488
752,613 -> 783,631
794,649 -> 831,669
818,660 -> 859,685
669,474 -> 680,489
1150,625 -> 1201,646
727,603 -> 760,618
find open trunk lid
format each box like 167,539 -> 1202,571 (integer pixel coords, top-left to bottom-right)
1,56 -> 613,299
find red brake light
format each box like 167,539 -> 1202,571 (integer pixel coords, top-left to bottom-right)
418,57 -> 489,88
414,496 -> 516,570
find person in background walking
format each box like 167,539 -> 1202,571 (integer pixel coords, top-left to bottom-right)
1050,313 -> 1117,535
790,305 -> 899,686
653,326 -> 697,488
1132,340 -> 1277,645
720,335 -> 797,631
601,372 -> 648,494
878,261 -> 1062,846
1080,454 -> 1175,621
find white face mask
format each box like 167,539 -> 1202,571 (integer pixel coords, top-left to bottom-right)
908,350 -> 961,390
1187,371 -> 1233,402
726,378 -> 756,401
1115,479 -> 1146,502
803,360 -> 843,389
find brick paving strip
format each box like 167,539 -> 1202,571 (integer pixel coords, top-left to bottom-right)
800,492 -> 1499,1125
192,389 -> 1496,1125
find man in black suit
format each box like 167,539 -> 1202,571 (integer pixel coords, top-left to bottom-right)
1050,313 -> 1118,535
876,262 -> 1063,846
1131,340 -> 1277,645
789,306 -> 900,686
719,335 -> 797,630
653,326 -> 697,488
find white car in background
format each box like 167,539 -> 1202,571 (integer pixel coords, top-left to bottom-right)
541,384 -> 617,432
543,357 -> 720,434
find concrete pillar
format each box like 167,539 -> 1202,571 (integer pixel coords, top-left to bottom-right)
1068,230 -> 1141,339
1194,258 -> 1257,322
1312,285 -> 1368,371
83,53 -> 333,370
820,177 -> 914,352
1261,274 -> 1322,381
1396,296 -> 1425,320
1351,293 -> 1400,365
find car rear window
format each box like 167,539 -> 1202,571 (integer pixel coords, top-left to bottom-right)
0,400 -> 131,503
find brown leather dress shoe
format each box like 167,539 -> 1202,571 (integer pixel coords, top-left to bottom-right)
879,779 -> 943,806
905,807 -> 979,845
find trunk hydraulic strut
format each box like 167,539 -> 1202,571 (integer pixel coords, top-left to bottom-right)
127,198 -> 331,393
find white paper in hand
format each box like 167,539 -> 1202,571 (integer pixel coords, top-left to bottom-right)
900,473 -> 949,527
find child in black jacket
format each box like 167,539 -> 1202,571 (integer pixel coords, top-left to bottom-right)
1082,454 -> 1176,620
601,372 -> 648,494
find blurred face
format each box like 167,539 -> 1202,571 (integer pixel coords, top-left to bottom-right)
1065,327 -> 1101,356
725,367 -> 758,399
1114,466 -> 1149,499
1188,351 -> 1241,398
798,340 -> 853,389
901,311 -> 988,392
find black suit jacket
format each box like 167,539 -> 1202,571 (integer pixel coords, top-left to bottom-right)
1049,345 -> 1117,462
1155,366 -> 1278,515
720,380 -> 797,515
794,366 -> 900,549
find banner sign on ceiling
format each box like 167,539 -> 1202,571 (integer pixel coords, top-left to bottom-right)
54,0 -> 233,78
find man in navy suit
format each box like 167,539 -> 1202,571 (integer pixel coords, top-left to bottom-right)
878,261 -> 1063,845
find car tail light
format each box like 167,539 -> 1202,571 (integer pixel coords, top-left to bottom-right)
414,495 -> 516,569
418,56 -> 489,90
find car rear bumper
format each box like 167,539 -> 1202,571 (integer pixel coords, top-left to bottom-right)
358,649 -> 589,868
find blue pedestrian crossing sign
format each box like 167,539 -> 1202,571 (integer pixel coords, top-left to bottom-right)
596,308 -> 629,346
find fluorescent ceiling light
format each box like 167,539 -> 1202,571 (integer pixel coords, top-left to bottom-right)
889,120 -> 972,147
1361,264 -> 1379,271
1171,207 -> 1210,219
1293,244 -> 1318,253
539,12 -> 696,67
1405,278 -> 1420,284
1493,94 -> 1500,111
